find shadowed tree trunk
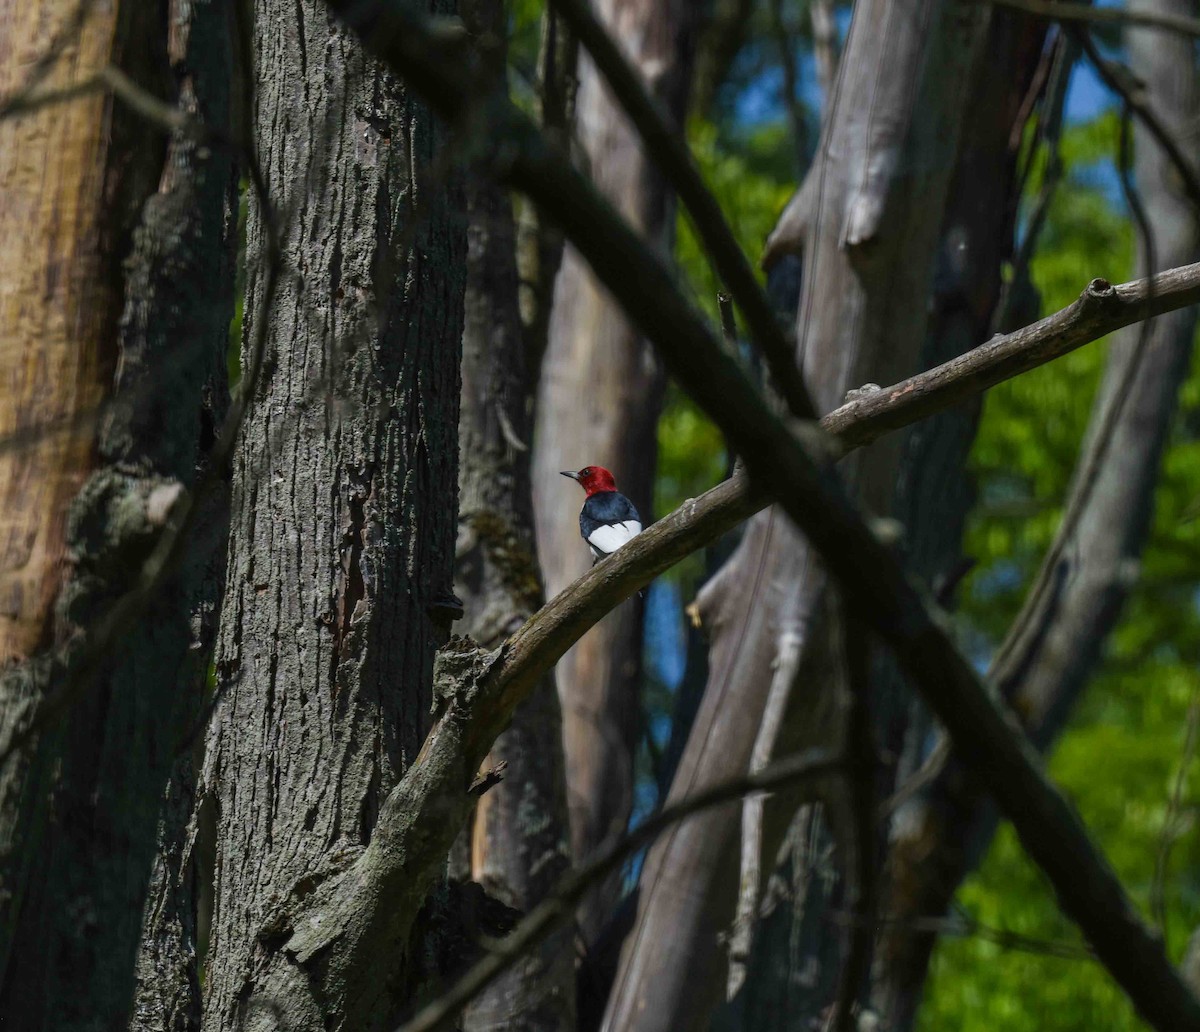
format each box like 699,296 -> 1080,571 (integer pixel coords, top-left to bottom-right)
128,8 -> 240,1031
868,4 -> 1200,1026
531,0 -> 694,949
456,4 -> 575,1030
0,1 -> 236,1028
197,1 -> 466,1028
605,4 -> 990,1029
728,13 -> 1047,1029
457,168 -> 575,1032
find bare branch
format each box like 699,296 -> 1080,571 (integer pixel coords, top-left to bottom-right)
320,6 -> 1200,1025
992,0 -> 1200,38
1072,26 -> 1200,212
823,264 -> 1200,450
396,748 -> 845,1032
547,0 -> 816,419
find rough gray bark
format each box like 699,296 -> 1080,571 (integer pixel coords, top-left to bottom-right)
279,8 -> 1200,1022
605,4 -> 990,1029
458,170 -> 575,1031
455,5 -> 574,1028
729,13 -> 1048,1029
871,4 -> 1200,1026
0,2 -> 236,1027
198,2 -> 465,1029
531,0 -> 692,948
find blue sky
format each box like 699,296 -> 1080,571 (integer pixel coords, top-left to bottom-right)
733,22 -> 1115,129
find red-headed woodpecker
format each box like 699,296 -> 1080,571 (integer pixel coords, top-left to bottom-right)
560,466 -> 643,563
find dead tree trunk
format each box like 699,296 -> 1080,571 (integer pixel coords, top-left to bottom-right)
197,2 -> 466,1029
531,0 -> 692,947
869,4 -> 1200,1027
0,2 -> 236,1028
605,4 -> 990,1029
728,13 -> 1047,1029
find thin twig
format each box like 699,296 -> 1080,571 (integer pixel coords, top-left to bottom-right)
992,0 -> 1200,39
1151,685 -> 1200,940
546,0 -> 816,420
1071,26 -> 1200,213
395,749 -> 845,1032
822,265 -> 1199,450
830,906 -> 1095,962
994,32 -> 1074,334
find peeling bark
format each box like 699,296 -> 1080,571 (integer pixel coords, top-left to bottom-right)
198,2 -> 465,1028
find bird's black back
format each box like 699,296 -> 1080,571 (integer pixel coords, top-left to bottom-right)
580,490 -> 641,539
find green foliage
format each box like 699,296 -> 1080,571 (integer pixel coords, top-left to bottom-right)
652,61 -> 1200,1032
921,114 -> 1200,1030
505,0 -> 544,112
656,117 -> 793,575
672,118 -> 794,323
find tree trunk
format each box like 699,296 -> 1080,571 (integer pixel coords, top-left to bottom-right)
456,4 -> 575,1028
729,13 -> 1047,1029
0,0 -> 127,663
531,0 -> 693,949
198,2 -> 465,1028
0,1 -> 236,1027
870,4 -> 1200,1026
605,4 -> 989,1029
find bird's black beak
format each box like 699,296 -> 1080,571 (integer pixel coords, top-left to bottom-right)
560,470 -> 581,481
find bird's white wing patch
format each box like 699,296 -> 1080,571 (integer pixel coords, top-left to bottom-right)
587,520 -> 643,557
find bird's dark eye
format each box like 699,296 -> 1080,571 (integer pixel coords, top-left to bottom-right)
581,467 -> 592,476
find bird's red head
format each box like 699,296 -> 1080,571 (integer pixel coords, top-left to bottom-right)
561,465 -> 617,496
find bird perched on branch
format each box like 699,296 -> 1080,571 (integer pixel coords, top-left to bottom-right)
560,466 -> 643,564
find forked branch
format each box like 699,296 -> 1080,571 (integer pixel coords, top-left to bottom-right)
321,4 -> 1200,1027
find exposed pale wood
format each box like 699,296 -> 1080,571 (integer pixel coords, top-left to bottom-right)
0,1 -> 237,1027
0,1 -> 118,661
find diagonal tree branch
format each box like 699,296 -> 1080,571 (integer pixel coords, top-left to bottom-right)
992,0 -> 1200,38
397,748 -> 845,1032
1071,25 -> 1200,212
546,0 -> 815,419
317,6 -> 1200,1026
